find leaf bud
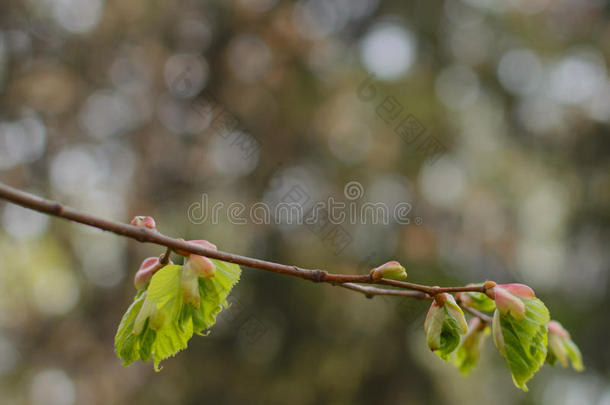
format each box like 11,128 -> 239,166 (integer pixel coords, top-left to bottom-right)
547,320 -> 584,371
369,261 -> 407,281
134,257 -> 171,291
130,216 -> 156,229
490,283 -> 535,321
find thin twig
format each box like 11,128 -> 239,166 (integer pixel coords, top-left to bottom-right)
339,283 -> 431,299
159,246 -> 172,265
0,183 -> 488,298
460,303 -> 493,324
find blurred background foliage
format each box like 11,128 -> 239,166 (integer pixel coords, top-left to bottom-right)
0,0 -> 609,404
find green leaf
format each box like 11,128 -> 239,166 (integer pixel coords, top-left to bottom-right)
191,258 -> 241,334
425,296 -> 468,362
460,289 -> 496,312
564,339 -> 584,371
436,309 -> 463,361
425,304 -> 444,351
114,291 -> 146,365
146,265 -> 193,370
115,260 -> 241,370
494,298 -> 550,391
452,319 -> 488,375
547,330 -> 584,372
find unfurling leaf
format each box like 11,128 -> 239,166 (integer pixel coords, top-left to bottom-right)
452,317 -> 488,375
457,284 -> 496,312
492,296 -> 550,391
546,320 -> 584,372
491,283 -> 535,321
425,293 -> 468,361
115,258 -> 241,370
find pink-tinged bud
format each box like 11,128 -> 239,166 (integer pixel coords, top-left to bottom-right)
369,261 -> 407,281
549,332 -> 568,367
425,301 -> 444,351
467,317 -> 486,335
547,320 -> 584,371
184,255 -> 216,278
444,294 -> 468,334
455,317 -> 488,374
492,309 -> 506,356
548,320 -> 570,339
130,216 -> 156,229
175,239 -> 217,257
500,283 -> 535,299
180,265 -> 200,308
424,293 -> 468,352
491,283 -> 535,321
134,257 -> 171,290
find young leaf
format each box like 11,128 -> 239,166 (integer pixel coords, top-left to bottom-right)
144,265 -> 194,370
564,340 -> 584,372
458,287 -> 496,312
425,294 -> 468,361
190,258 -> 241,334
452,317 -> 488,375
546,320 -> 584,372
114,291 -> 146,365
436,312 -> 464,361
115,260 -> 241,370
492,298 -> 550,391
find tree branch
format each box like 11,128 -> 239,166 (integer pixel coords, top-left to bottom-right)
0,183 -> 488,300
339,283 -> 431,299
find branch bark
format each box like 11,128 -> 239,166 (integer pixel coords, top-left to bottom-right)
0,183 -> 488,306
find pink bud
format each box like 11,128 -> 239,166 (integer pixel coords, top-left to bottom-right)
369,261 -> 407,281
134,257 -> 171,290
547,320 -> 583,371
185,255 -> 216,278
492,283 -> 535,321
500,283 -> 535,299
549,332 -> 568,367
176,239 -> 217,257
548,320 -> 570,339
130,216 -> 156,229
